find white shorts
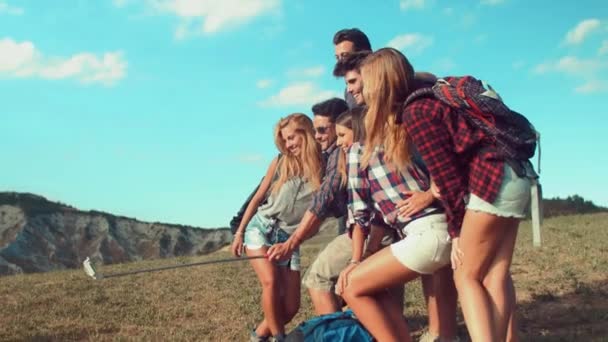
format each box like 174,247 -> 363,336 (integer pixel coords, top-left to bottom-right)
390,214 -> 452,274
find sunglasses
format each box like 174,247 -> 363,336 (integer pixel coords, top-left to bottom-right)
314,126 -> 331,134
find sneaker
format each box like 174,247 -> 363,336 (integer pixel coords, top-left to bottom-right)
419,331 -> 440,342
270,333 -> 286,342
250,328 -> 269,342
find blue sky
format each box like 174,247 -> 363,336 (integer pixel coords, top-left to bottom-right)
1,0 -> 607,228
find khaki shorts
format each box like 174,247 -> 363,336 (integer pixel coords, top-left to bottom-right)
303,229 -> 396,291
390,214 -> 451,274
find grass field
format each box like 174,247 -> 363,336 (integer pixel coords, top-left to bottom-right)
1,213 -> 607,341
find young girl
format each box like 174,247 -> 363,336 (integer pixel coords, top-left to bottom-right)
357,48 -> 532,341
231,114 -> 322,342
335,107 -> 391,258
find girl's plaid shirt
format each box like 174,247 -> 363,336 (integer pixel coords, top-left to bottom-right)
346,143 -> 441,236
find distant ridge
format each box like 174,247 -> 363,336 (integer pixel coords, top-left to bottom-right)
0,192 -> 232,276
541,194 -> 608,218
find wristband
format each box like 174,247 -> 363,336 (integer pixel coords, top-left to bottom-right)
349,260 -> 361,265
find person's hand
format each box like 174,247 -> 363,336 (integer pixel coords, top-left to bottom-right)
231,234 -> 244,257
266,241 -> 295,262
430,181 -> 441,199
450,237 -> 463,270
336,263 -> 358,295
397,190 -> 433,219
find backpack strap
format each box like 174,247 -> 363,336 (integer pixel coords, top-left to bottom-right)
403,86 -> 435,107
398,87 -> 436,124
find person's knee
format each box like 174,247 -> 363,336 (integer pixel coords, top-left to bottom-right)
342,283 -> 364,303
453,266 -> 484,288
482,270 -> 510,293
259,274 -> 279,291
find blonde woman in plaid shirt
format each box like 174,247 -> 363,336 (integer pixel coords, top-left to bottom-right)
334,77 -> 456,341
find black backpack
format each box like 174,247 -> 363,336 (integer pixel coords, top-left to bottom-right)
404,76 -> 540,176
229,154 -> 283,235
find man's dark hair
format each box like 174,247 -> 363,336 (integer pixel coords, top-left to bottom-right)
311,98 -> 349,123
333,50 -> 371,77
333,28 -> 372,51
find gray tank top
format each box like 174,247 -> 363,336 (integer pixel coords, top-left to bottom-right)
256,177 -> 313,235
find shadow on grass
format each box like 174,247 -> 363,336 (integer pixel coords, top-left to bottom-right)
517,278 -> 608,341
397,278 -> 608,342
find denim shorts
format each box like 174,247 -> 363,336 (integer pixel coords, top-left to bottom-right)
243,213 -> 300,271
467,164 -> 532,218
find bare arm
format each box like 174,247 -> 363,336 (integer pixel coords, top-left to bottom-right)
231,157 -> 280,257
233,157 -> 279,237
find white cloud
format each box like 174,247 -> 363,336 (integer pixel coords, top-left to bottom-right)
480,0 -> 505,5
0,38 -> 126,86
533,55 -> 608,94
474,34 -> 488,44
599,40 -> 608,55
564,19 -> 601,45
256,79 -> 273,89
286,65 -> 325,78
432,58 -> 456,73
387,33 -> 433,55
533,56 -> 607,78
0,1 -> 23,15
258,82 -> 339,107
400,0 -> 428,11
112,0 -> 129,8
512,60 -> 526,70
575,80 -> 608,94
149,0 -> 281,36
461,12 -> 477,28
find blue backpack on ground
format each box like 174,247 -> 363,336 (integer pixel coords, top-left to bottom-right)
285,310 -> 373,342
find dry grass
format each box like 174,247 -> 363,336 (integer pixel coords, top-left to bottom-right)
1,213 -> 607,341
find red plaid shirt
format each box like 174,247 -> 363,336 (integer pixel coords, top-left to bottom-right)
401,97 -> 504,237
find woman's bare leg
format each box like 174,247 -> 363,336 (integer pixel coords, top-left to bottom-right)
453,210 -> 519,341
482,220 -> 519,341
246,247 -> 285,337
423,267 -> 458,340
278,267 -> 301,324
343,247 -> 420,342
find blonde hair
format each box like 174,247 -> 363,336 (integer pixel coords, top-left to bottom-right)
272,113 -> 322,194
360,48 -> 415,171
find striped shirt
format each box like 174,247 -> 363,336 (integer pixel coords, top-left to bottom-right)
347,143 -> 441,235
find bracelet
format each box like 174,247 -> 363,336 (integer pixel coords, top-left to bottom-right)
349,260 -> 361,265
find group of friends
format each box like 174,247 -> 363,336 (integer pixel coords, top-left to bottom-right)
229,28 -> 534,342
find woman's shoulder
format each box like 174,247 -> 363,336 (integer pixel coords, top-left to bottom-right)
401,96 -> 451,122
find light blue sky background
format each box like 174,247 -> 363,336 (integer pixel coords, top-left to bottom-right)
1,0 -> 607,228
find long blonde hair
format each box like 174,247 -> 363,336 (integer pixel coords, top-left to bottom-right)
271,113 -> 322,194
360,48 -> 415,171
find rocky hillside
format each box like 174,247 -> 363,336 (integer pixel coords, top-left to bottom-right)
0,192 -> 232,276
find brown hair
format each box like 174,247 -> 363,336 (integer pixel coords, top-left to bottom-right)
335,107 -> 366,187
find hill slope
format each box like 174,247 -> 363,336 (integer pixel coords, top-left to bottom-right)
0,192 -> 232,276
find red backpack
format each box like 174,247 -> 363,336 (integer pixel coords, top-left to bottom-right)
404,76 -> 540,176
